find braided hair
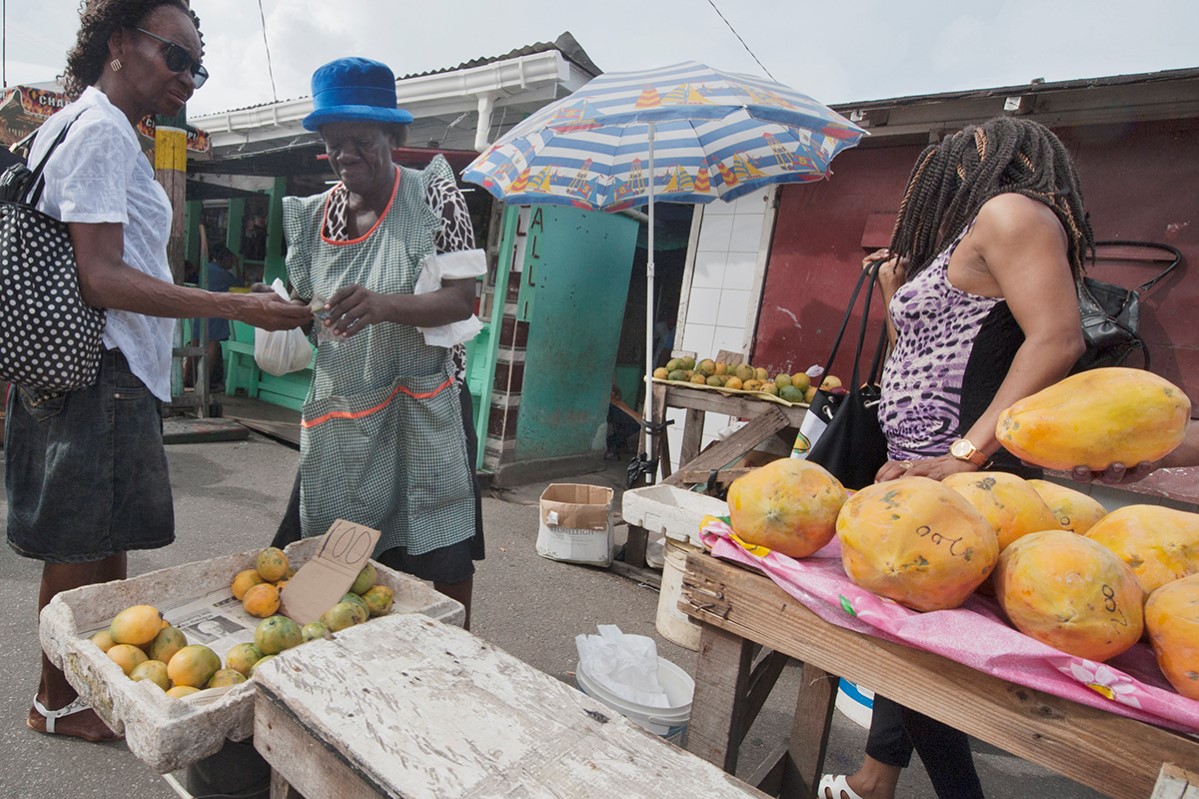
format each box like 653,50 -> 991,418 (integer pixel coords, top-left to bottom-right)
889,117 -> 1093,281
63,0 -> 203,99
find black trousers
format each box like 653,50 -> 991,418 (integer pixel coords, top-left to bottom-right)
867,695 -> 985,799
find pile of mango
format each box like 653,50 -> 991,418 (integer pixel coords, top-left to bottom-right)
89,548 -> 395,700
654,356 -> 836,404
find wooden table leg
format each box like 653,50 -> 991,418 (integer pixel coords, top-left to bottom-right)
625,524 -> 649,569
780,662 -> 838,799
688,624 -> 756,772
680,407 -> 705,467
652,382 -> 672,482
270,769 -> 304,799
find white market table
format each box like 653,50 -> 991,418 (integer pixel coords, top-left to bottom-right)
679,552 -> 1199,799
253,614 -> 768,799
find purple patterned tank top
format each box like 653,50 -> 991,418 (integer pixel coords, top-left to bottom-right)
878,223 -> 1000,460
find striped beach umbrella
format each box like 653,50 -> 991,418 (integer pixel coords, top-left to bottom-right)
463,62 -> 865,471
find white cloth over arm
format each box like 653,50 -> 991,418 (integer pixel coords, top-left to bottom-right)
413,248 -> 486,347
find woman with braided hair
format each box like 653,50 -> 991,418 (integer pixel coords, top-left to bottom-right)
9,0 -> 309,742
821,117 -> 1089,799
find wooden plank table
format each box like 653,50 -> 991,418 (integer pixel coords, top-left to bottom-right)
679,552 -> 1199,799
253,613 -> 769,799
653,382 -> 807,479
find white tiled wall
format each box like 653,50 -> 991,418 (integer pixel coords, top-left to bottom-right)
667,188 -> 775,470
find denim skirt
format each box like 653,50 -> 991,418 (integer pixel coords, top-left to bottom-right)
5,349 -> 175,563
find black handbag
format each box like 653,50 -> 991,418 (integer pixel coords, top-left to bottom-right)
805,262 -> 890,490
1073,240 -> 1182,372
0,114 -> 106,392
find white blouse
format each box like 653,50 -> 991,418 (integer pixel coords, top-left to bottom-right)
30,87 -> 176,401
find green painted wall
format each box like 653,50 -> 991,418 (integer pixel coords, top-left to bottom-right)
515,205 -> 638,460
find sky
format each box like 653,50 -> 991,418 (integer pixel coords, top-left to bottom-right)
4,0 -> 1197,119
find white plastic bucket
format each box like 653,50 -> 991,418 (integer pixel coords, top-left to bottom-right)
655,538 -> 702,650
834,678 -> 874,729
575,657 -> 694,745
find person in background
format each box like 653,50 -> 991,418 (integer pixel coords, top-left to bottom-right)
607,382 -> 642,459
186,242 -> 244,388
272,57 -> 485,628
821,117 -> 1089,799
7,0 -> 309,743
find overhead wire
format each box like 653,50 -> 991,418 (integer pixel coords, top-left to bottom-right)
704,0 -> 777,81
257,0 -> 279,103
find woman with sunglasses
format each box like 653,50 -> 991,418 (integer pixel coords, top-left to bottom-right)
8,0 -> 310,742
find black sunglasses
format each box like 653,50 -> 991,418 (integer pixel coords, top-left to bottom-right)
135,28 -> 209,88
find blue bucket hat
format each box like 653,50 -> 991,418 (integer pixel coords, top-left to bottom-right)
302,57 -> 414,132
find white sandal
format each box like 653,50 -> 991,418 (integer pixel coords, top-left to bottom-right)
818,774 -> 866,799
31,695 -> 91,734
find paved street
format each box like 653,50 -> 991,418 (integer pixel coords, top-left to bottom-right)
0,431 -> 1102,798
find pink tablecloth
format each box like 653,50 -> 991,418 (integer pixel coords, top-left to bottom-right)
701,520 -> 1199,734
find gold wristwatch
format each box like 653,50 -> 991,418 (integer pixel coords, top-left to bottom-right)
949,438 -> 991,468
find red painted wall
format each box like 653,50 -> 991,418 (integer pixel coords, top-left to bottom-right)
753,119 -> 1199,405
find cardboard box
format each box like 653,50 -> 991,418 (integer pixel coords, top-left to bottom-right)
536,483 -> 614,566
621,484 -> 728,547
39,536 -> 463,774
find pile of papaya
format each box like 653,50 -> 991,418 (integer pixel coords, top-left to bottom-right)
723,368 -> 1199,699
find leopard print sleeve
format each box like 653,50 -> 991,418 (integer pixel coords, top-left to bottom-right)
425,173 -> 476,254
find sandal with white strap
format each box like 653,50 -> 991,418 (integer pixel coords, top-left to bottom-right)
819,774 -> 866,799
30,695 -> 92,734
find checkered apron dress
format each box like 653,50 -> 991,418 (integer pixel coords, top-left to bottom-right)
282,162 -> 475,557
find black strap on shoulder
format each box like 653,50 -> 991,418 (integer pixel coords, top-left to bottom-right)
1091,240 -> 1184,296
24,113 -> 83,207
820,261 -> 887,388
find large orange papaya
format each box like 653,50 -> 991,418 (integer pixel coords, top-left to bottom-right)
1026,479 -> 1108,535
1145,574 -> 1199,699
942,472 -> 1060,551
1084,505 -> 1199,595
995,367 -> 1190,471
727,458 -> 847,558
836,477 -> 999,611
994,530 -> 1143,661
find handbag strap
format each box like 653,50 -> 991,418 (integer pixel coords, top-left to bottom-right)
22,113 -> 82,208
820,261 -> 885,388
1091,240 -> 1183,296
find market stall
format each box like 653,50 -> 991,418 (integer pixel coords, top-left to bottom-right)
679,550 -> 1199,799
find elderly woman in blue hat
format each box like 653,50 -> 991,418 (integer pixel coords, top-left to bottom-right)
280,57 -> 485,624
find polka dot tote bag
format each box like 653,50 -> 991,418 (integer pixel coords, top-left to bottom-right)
0,117 -> 105,392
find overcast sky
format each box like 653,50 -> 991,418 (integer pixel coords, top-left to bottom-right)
5,0 -> 1196,118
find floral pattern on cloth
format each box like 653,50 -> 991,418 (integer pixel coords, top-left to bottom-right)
699,518 -> 1199,733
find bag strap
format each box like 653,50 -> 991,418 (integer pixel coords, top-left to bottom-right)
820,261 -> 885,388
1091,240 -> 1183,296
23,113 -> 82,208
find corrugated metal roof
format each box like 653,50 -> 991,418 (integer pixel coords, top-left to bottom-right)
831,66 -> 1199,111
198,32 -> 600,118
400,32 -> 602,80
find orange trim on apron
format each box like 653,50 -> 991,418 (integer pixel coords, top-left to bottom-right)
319,168 -> 401,246
301,376 -> 455,429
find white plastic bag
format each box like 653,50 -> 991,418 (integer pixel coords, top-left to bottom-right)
253,278 -> 313,376
575,624 -> 670,708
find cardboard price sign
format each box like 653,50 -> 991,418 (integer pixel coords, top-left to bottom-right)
279,520 -> 380,625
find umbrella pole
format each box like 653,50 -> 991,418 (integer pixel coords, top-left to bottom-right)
644,121 -> 657,480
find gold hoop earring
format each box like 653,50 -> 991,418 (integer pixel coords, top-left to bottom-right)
110,59 -> 122,72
